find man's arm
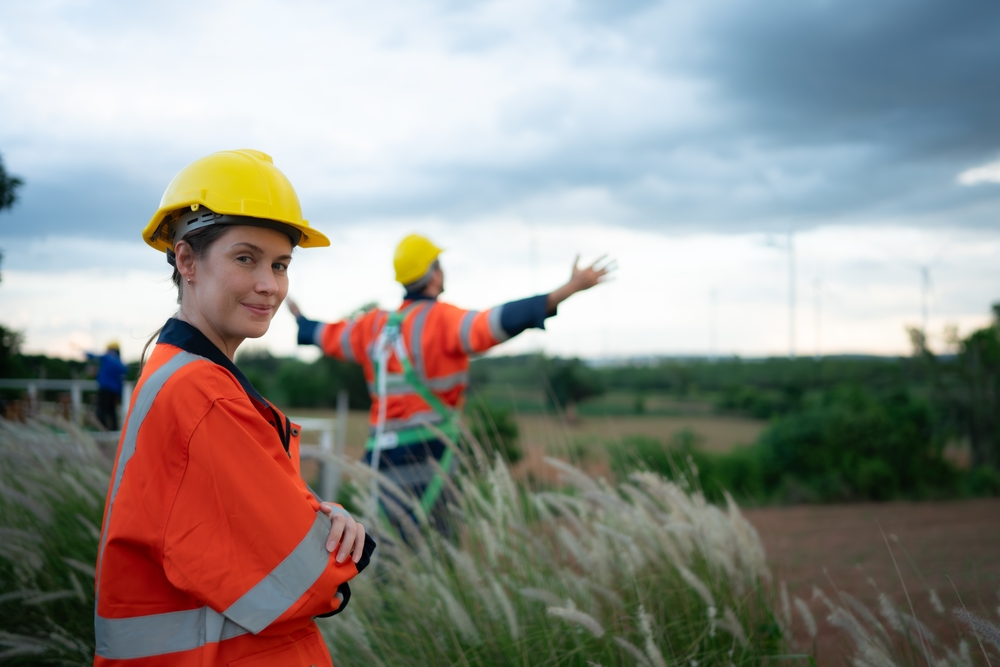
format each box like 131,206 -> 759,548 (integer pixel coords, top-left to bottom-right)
446,255 -> 615,355
287,298 -> 371,363
545,254 -> 615,314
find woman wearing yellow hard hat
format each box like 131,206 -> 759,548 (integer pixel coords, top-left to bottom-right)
94,150 -> 373,667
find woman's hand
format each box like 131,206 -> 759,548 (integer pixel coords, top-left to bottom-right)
319,503 -> 366,564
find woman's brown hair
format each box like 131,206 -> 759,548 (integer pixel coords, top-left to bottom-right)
139,224 -> 232,371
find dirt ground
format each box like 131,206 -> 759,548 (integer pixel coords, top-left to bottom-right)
515,412 -> 765,452
744,499 -> 1000,665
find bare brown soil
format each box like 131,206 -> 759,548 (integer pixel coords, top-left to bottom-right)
515,412 -> 765,453
745,499 -> 1000,665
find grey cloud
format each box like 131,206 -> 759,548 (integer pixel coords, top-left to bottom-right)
5,0 -> 1000,244
0,167 -> 161,240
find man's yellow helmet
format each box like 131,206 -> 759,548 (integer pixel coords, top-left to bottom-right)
394,234 -> 443,285
142,149 -> 330,252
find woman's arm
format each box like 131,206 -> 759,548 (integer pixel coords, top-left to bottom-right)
162,397 -> 373,633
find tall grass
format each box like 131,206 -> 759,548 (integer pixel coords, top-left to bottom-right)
0,415 -> 788,666
320,429 -> 787,667
0,417 -> 109,665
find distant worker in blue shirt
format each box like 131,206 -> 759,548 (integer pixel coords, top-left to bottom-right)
86,341 -> 128,430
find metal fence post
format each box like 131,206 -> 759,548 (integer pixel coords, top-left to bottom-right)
120,381 -> 134,430
70,381 -> 83,424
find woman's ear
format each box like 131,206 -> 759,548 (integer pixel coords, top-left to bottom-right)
174,240 -> 196,283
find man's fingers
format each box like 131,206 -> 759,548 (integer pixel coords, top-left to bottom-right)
325,514 -> 346,553
352,523 -> 367,563
336,520 -> 357,563
589,254 -> 608,269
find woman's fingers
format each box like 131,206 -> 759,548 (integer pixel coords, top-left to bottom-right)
352,522 -> 367,563
319,503 -> 366,564
335,519 -> 357,563
325,513 -> 346,554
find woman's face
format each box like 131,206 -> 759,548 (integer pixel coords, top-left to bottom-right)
177,225 -> 293,357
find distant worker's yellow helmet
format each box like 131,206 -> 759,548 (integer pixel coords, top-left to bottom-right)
142,149 -> 330,252
106,341 -> 120,352
394,234 -> 443,285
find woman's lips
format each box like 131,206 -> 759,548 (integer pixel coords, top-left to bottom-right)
242,303 -> 273,316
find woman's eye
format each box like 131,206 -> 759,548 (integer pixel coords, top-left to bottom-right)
273,262 -> 289,271
236,255 -> 253,264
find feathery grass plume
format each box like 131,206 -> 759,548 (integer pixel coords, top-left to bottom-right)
638,604 -> 668,667
878,593 -> 905,634
491,578 -> 519,640
437,580 -> 480,643
678,565 -> 716,616
718,607 -> 748,647
794,596 -> 817,639
614,636 -> 653,667
547,605 -> 605,638
928,590 -> 945,615
780,581 -> 792,633
954,608 -> 1000,652
520,587 -> 563,607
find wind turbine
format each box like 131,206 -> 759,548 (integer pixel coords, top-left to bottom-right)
764,227 -> 796,359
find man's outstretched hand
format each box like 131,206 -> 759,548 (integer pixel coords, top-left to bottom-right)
286,298 -> 302,319
566,254 -> 615,294
546,254 -> 617,312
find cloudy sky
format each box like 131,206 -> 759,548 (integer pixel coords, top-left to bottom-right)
1,0 -> 998,362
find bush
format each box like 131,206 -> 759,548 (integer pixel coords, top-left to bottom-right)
608,386 -> 982,504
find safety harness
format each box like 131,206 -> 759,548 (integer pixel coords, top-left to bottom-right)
367,303 -> 459,515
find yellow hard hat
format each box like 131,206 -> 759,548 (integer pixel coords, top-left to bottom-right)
106,341 -> 120,352
394,234 -> 443,285
142,149 -> 330,252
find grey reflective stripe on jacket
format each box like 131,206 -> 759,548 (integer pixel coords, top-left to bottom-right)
95,350 -> 338,660
488,305 -> 510,343
339,320 -> 357,363
408,302 -> 433,382
459,311 -> 478,354
366,370 -> 468,397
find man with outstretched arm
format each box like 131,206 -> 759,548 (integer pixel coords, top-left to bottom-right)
289,234 -> 613,525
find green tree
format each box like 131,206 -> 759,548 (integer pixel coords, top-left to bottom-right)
540,356 -> 604,420
0,151 -> 24,377
0,151 -> 22,216
938,304 -> 1000,468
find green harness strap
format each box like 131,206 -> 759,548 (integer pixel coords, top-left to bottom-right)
368,305 -> 458,515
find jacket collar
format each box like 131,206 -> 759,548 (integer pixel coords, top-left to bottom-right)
157,318 -> 267,405
402,291 -> 437,302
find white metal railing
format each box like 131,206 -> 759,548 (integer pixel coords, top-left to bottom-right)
0,378 -> 134,426
290,389 -> 351,503
1,379 -> 350,504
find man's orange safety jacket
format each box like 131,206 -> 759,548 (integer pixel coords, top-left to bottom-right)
296,293 -> 553,514
297,293 -> 553,436
94,318 -> 374,666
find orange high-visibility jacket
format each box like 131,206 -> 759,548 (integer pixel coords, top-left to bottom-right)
296,294 -> 553,432
94,318 -> 373,666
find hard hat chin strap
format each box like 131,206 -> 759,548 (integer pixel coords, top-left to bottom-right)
162,206 -> 302,252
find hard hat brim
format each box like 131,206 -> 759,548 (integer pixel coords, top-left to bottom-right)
142,204 -> 330,252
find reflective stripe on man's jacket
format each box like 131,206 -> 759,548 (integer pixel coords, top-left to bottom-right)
94,318 -> 373,666
297,293 -> 553,433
